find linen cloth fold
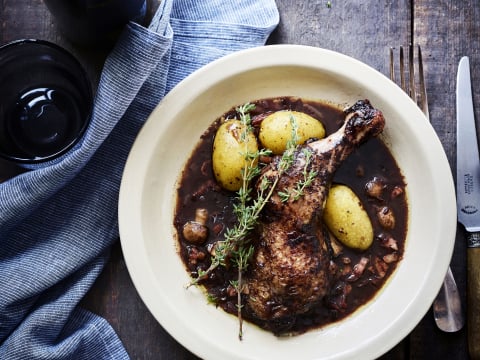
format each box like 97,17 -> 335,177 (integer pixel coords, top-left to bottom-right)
0,0 -> 279,358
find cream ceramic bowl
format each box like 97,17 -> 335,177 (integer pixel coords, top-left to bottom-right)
118,45 -> 456,360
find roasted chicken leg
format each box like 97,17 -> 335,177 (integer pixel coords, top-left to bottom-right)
246,100 -> 385,325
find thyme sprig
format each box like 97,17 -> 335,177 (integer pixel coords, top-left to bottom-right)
188,104 -> 272,286
187,104 -> 302,340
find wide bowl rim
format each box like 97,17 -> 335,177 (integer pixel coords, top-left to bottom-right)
118,44 -> 457,360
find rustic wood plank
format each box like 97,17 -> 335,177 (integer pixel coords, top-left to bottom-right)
407,0 -> 478,359
270,0 -> 411,75
3,0 -> 474,359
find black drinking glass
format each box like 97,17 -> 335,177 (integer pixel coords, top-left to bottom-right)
44,0 -> 147,46
0,39 -> 93,166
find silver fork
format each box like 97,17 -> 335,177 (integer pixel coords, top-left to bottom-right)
389,45 -> 464,332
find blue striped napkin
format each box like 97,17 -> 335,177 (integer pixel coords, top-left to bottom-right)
0,0 -> 278,358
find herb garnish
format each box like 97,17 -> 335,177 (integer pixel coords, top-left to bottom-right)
188,103 -> 302,340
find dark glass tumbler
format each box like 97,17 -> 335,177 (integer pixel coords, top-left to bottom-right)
44,0 -> 147,46
0,39 -> 93,166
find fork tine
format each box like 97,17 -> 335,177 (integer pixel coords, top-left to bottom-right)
408,44 -> 417,103
389,47 -> 395,82
390,45 -> 429,120
417,45 -> 430,120
399,46 -> 406,92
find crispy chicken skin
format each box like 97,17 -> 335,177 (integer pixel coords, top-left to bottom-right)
246,100 -> 385,323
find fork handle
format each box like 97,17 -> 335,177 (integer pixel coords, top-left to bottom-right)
468,243 -> 480,359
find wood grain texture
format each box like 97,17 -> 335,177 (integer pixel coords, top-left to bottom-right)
468,247 -> 480,359
270,0 -> 411,75
1,0 -> 474,359
408,1 -> 479,359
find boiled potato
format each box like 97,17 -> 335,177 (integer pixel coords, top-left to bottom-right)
323,184 -> 374,251
212,119 -> 258,191
259,111 -> 325,154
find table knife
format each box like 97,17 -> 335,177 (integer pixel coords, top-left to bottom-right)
457,56 -> 480,358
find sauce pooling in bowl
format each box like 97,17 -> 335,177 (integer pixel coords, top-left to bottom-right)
174,96 -> 408,335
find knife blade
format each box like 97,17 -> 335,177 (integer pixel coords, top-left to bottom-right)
456,56 -> 480,358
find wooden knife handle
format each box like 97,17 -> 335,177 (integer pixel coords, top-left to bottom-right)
468,244 -> 480,359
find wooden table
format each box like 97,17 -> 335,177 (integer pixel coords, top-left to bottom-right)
1,0 -> 476,358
